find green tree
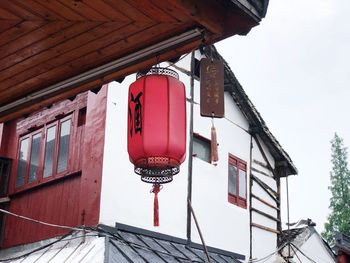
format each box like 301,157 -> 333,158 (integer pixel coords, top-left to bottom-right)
322,133 -> 350,244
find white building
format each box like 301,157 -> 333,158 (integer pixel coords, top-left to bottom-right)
280,220 -> 336,262
100,45 -> 297,261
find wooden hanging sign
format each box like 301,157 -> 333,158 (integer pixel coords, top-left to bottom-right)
200,58 -> 225,118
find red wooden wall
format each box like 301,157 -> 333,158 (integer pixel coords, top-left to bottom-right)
0,86 -> 108,248
338,253 -> 350,263
3,175 -> 81,246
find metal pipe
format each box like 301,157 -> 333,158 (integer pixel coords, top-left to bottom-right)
186,51 -> 195,243
249,135 -> 253,260
188,199 -> 211,262
286,176 -> 291,260
276,171 -> 282,248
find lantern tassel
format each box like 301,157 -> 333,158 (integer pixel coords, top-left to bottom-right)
151,184 -> 161,227
211,118 -> 219,163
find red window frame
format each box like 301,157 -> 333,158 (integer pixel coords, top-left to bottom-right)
13,114 -> 74,192
15,130 -> 44,189
228,154 -> 247,209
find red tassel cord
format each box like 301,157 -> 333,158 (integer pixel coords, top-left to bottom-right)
151,184 -> 161,227
211,117 -> 219,163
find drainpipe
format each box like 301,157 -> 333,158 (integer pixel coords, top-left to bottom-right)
249,135 -> 253,259
186,51 -> 195,244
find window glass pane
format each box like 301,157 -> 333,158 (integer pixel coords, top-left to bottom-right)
16,138 -> 29,187
43,126 -> 56,178
228,163 -> 237,196
193,136 -> 210,163
239,169 -> 246,198
57,119 -> 71,173
28,133 -> 42,183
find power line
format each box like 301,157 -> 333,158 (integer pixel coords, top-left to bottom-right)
0,208 -> 83,231
290,242 -> 334,263
224,116 -> 250,133
0,209 -> 219,262
165,50 -> 194,69
0,208 -> 292,263
290,243 -> 317,263
246,243 -> 288,263
1,227 -> 204,263
290,244 -> 302,263
93,226 -> 208,263
0,232 -> 73,261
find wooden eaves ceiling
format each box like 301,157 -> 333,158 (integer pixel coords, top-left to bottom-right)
0,0 -> 263,122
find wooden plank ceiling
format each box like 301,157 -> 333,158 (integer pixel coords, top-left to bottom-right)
0,0 -> 262,122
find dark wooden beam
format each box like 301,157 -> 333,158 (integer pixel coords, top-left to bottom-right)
275,166 -> 288,247
252,134 -> 277,178
251,207 -> 280,223
251,194 -> 279,211
251,167 -> 273,178
251,223 -> 280,235
252,174 -> 279,205
249,135 -> 253,260
253,159 -> 273,172
276,172 -> 282,246
252,174 -> 278,197
168,0 -> 225,35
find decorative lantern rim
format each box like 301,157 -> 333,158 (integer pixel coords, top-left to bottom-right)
134,156 -> 180,184
136,67 -> 179,80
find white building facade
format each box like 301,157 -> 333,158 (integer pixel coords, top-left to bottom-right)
99,46 -> 297,261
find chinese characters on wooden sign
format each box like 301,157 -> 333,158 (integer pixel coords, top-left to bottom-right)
200,58 -> 224,118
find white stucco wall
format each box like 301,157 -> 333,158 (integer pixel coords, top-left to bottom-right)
250,133 -> 280,260
294,233 -> 335,263
100,75 -> 188,239
100,50 -> 282,260
190,98 -> 251,254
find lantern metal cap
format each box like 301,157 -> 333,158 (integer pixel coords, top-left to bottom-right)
136,67 -> 179,80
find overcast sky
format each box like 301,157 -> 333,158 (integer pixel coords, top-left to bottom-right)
216,0 -> 350,232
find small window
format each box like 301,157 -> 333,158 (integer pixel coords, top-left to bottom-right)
193,134 -> 211,163
77,107 -> 86,127
0,158 -> 11,196
43,125 -> 57,178
16,138 -> 29,187
228,154 -> 247,208
228,164 -> 237,196
15,115 -> 73,190
28,132 -> 42,183
57,119 -> 71,173
238,169 -> 247,198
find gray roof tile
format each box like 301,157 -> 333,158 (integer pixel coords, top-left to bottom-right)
0,224 -> 244,263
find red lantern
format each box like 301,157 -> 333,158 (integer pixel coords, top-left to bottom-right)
127,68 -> 186,226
